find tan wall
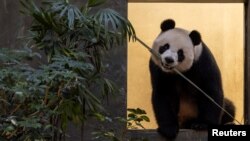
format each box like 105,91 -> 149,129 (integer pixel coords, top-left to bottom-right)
128,3 -> 244,129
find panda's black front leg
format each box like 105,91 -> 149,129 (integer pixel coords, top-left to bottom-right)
149,59 -> 180,139
152,89 -> 179,139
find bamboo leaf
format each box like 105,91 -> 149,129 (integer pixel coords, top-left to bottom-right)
93,8 -> 136,45
140,115 -> 150,122
59,5 -> 68,17
67,7 -> 75,29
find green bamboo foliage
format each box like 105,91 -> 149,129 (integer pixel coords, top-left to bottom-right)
0,0 -> 137,140
20,0 -> 136,62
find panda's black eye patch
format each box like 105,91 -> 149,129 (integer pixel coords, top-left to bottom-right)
178,49 -> 185,62
159,44 -> 170,54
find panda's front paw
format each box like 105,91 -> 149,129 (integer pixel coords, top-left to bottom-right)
190,123 -> 208,130
157,126 -> 179,140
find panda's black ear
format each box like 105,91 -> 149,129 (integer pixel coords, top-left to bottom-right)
161,19 -> 175,32
189,30 -> 201,46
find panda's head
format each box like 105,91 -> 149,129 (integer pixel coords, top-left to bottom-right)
152,19 -> 203,73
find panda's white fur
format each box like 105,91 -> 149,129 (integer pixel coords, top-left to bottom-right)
151,28 -> 203,73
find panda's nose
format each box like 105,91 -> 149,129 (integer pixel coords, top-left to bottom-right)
165,57 -> 174,64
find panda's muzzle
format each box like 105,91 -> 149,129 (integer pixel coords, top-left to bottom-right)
161,61 -> 174,70
161,57 -> 175,69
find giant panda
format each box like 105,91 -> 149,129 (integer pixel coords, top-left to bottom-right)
149,19 -> 235,139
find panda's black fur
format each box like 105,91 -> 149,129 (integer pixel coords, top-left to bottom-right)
149,19 -> 235,139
